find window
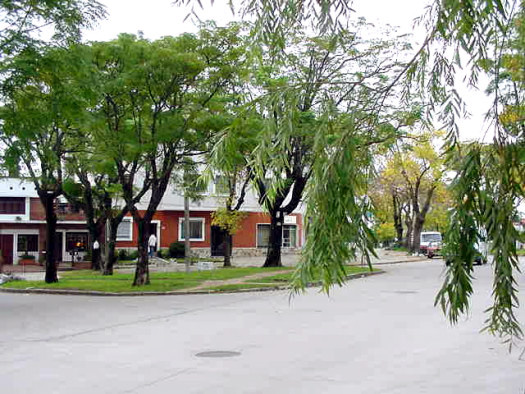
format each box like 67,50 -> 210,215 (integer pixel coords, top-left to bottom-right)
282,225 -> 297,248
117,218 -> 133,241
0,197 -> 25,214
66,232 -> 88,252
18,234 -> 38,252
214,176 -> 230,195
257,224 -> 270,248
257,224 -> 297,248
179,218 -> 205,241
421,233 -> 442,243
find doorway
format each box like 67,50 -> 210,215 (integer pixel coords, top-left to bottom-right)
148,223 -> 158,253
0,234 -> 14,265
211,226 -> 226,257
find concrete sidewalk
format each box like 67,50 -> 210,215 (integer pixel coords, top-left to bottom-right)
6,249 -> 423,281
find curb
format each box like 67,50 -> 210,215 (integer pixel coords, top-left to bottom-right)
351,257 -> 429,266
0,270 -> 384,297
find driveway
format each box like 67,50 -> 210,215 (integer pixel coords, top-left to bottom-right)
0,258 -> 523,393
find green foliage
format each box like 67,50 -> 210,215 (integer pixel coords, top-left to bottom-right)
169,242 -> 186,258
117,249 -> 129,261
117,249 -> 138,261
436,141 -> 524,346
157,248 -> 170,259
211,208 -> 248,235
0,0 -> 106,57
375,222 -> 396,242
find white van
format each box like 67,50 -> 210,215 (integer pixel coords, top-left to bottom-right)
420,231 -> 442,255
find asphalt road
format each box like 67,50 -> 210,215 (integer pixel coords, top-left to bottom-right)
1,258 -> 524,393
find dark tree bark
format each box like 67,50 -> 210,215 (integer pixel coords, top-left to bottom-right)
87,221 -> 105,271
133,219 -> 151,286
410,186 -> 436,254
223,232 -> 233,267
129,171 -> 171,286
260,174 -> 307,267
40,191 -> 59,283
392,192 -> 403,243
264,210 -> 284,267
103,217 -> 121,276
402,204 -> 413,249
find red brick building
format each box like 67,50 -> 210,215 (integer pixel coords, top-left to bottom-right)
0,178 -> 304,265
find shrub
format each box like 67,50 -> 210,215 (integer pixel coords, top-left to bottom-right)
169,242 -> 185,258
117,249 -> 129,261
157,248 -> 170,258
128,250 -> 139,260
20,254 -> 36,260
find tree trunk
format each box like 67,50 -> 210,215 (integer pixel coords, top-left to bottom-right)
410,187 -> 436,254
411,215 -> 425,254
88,222 -> 104,271
42,194 -> 58,283
403,213 -> 413,249
103,218 -> 119,276
223,233 -> 232,267
392,194 -> 403,243
263,212 -> 283,267
133,219 -> 150,286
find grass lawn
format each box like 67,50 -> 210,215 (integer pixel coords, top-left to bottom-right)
205,283 -> 283,292
246,265 -> 376,284
1,267 -> 294,293
517,249 -> 525,256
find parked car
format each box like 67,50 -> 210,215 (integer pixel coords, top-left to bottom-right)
445,245 -> 488,266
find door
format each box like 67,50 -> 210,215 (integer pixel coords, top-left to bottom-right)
211,226 -> 226,257
0,234 -> 14,265
148,223 -> 158,252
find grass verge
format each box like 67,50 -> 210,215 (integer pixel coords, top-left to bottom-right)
204,283 -> 283,292
1,267 -> 294,293
246,266 -> 376,284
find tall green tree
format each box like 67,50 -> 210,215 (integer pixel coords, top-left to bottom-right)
92,26 -> 246,286
175,0 -> 525,341
0,45 -> 97,283
207,117 -> 258,267
0,0 -> 105,56
436,3 -> 525,346
244,25 -> 410,267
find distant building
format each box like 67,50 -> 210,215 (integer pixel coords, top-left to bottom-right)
0,178 -> 304,265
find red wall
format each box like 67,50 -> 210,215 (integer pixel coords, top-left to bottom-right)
115,211 -> 303,250
116,211 -> 214,249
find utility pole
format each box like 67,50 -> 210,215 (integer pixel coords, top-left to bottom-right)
184,193 -> 191,273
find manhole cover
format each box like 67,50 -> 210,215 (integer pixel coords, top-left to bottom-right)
195,351 -> 241,358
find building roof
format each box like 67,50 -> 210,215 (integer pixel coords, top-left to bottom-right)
0,178 -> 38,198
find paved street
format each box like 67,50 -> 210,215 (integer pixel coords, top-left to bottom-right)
1,258 -> 524,393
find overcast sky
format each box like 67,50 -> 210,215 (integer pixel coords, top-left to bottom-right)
82,0 -> 493,142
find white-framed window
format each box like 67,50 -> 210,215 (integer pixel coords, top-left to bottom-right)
282,224 -> 297,247
178,218 -> 205,241
116,217 -> 133,241
256,223 -> 297,248
17,234 -> 39,252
